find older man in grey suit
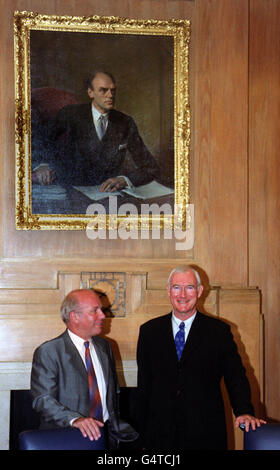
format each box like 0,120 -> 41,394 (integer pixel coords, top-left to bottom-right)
31,288 -> 138,449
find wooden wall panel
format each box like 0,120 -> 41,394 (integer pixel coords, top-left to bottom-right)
194,0 -> 249,285
219,288 -> 263,449
249,0 -> 280,421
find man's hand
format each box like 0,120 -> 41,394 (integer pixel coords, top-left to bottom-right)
32,165 -> 55,185
99,176 -> 127,192
235,414 -> 267,432
72,417 -> 104,441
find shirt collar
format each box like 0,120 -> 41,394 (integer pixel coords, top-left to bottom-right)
91,103 -> 108,122
67,329 -> 91,350
172,310 -> 197,327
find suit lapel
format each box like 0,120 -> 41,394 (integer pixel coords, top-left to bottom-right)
62,330 -> 110,386
84,105 -> 119,148
156,313 -> 205,363
92,337 -> 109,389
62,330 -> 88,383
159,313 -> 179,362
161,312 -> 204,363
83,104 -> 103,151
103,110 -> 124,146
180,311 -> 204,362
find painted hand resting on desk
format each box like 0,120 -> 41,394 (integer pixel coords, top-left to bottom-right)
99,176 -> 127,192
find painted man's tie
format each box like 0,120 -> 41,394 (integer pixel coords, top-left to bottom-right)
96,115 -> 106,140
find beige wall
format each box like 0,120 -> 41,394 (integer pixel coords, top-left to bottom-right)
0,0 -> 279,442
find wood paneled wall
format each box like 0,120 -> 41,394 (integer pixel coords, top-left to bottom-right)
0,0 -> 279,434
194,0 -> 249,285
248,0 -> 280,421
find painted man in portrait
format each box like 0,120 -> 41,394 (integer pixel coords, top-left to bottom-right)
32,71 -> 160,193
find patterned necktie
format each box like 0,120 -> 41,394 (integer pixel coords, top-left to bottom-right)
175,321 -> 185,360
84,341 -> 103,421
96,115 -> 106,140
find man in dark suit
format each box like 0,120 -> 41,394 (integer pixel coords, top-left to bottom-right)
31,288 -> 138,449
136,265 -> 266,450
33,71 -> 159,191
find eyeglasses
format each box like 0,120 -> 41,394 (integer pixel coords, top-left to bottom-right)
170,284 -> 199,293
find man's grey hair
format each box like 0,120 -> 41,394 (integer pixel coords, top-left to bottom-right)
60,290 -> 81,324
167,265 -> 201,287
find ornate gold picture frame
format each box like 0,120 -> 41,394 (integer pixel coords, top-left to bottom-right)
14,11 -> 190,231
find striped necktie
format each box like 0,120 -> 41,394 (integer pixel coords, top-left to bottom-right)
174,321 -> 185,360
84,341 -> 103,421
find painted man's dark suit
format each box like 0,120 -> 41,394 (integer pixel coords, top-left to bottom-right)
31,330 -> 138,449
50,104 -> 159,186
136,311 -> 254,450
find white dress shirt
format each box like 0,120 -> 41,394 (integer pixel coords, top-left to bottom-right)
172,311 -> 197,344
67,329 -> 109,422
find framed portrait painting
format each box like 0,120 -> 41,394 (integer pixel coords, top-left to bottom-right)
14,11 -> 190,231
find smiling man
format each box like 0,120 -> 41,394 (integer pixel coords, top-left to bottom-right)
136,265 -> 266,450
167,268 -> 204,320
31,288 -> 138,449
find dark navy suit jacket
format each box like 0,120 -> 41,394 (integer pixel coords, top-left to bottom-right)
136,311 -> 254,450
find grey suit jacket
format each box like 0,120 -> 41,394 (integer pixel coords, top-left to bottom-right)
31,330 -> 138,447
